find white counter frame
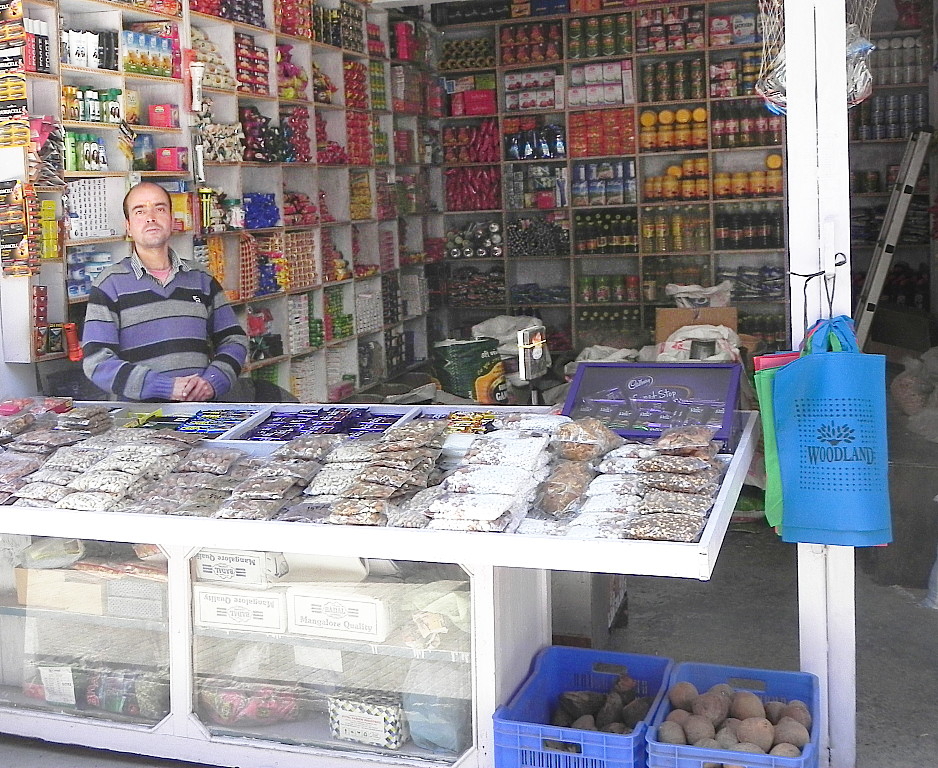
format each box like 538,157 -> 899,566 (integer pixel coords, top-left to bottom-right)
0,413 -> 758,767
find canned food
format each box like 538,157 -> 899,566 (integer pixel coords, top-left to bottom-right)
695,177 -> 709,199
713,172 -> 732,198
662,175 -> 680,199
674,123 -> 692,148
694,156 -> 709,177
731,171 -> 750,197
765,169 -> 783,196
749,170 -> 766,197
681,178 -> 696,199
643,176 -> 660,200
639,126 -> 658,151
865,170 -> 881,193
657,124 -> 674,150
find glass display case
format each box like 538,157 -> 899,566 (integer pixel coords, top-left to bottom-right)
0,537 -> 169,724
190,552 -> 473,762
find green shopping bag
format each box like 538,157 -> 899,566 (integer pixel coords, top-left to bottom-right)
754,351 -> 800,529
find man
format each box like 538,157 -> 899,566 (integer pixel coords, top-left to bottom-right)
82,182 -> 248,401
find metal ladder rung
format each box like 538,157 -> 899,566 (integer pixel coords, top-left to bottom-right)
853,126 -> 934,349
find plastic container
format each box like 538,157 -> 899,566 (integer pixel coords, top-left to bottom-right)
646,662 -> 820,768
493,646 -> 673,768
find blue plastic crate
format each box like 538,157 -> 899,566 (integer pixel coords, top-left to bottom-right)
646,662 -> 820,768
493,646 -> 674,768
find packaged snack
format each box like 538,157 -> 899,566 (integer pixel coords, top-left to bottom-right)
462,434 -> 550,470
639,468 -> 721,495
0,412 -> 36,440
492,413 -> 573,433
444,464 -> 538,496
579,493 -> 642,514
230,475 -> 299,500
603,442 -> 660,460
637,489 -> 714,516
68,470 -> 139,495
585,474 -> 643,497
552,418 -> 623,461
14,482 -> 76,502
0,454 -> 46,483
620,512 -> 706,542
176,446 -> 246,475
214,498 -> 287,519
357,465 -> 415,489
252,459 -> 322,483
635,455 -> 715,474
379,419 -> 447,450
426,511 -> 515,532
325,509 -> 388,525
339,480 -> 399,499
369,447 -> 441,471
595,456 -> 642,474
329,498 -> 391,518
385,504 -> 431,528
54,491 -> 122,511
564,510 -> 635,539
304,465 -> 363,496
21,468 -> 79,486
654,425 -> 718,455
43,445 -> 101,470
534,460 -> 594,517
272,434 -> 344,461
326,440 -> 381,464
427,491 -> 528,523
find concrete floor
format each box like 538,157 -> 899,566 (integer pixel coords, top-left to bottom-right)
0,524 -> 934,768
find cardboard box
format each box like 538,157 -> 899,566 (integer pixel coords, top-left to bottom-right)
655,307 -> 738,344
147,103 -> 179,127
15,568 -> 106,614
192,584 -> 288,633
155,146 -> 188,171
287,585 -> 392,642
462,89 -> 496,115
193,549 -> 289,587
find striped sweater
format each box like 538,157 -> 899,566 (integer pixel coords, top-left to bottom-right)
82,250 -> 248,401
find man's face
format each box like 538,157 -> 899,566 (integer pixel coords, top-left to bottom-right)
125,184 -> 173,249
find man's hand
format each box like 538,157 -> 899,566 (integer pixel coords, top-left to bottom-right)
171,375 -> 215,402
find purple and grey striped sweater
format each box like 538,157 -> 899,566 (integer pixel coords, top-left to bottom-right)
82,252 -> 248,401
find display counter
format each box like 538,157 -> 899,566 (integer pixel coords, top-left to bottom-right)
0,403 -> 758,768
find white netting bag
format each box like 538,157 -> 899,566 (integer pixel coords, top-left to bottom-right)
757,0 -> 878,113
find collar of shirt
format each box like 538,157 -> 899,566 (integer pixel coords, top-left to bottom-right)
129,247 -> 191,281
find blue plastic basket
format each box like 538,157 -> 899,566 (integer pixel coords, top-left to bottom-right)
493,646 -> 674,768
646,662 -> 820,768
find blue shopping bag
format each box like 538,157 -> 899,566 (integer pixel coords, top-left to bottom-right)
772,315 -> 892,546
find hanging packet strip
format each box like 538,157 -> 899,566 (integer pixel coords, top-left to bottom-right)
772,315 -> 891,546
